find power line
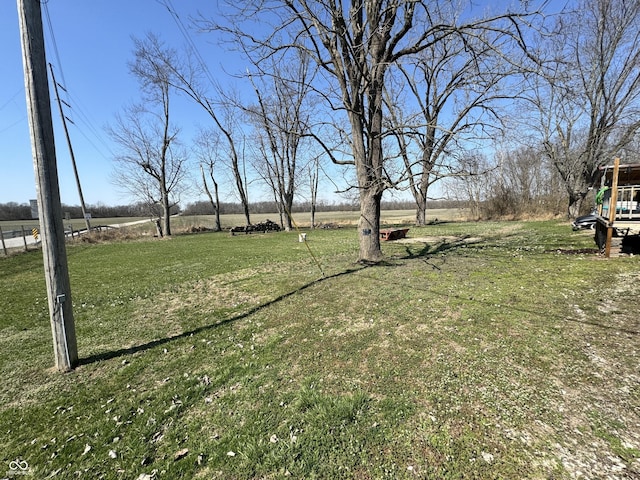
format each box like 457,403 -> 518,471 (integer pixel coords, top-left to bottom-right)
0,88 -> 24,112
42,1 -> 67,91
158,0 -> 219,91
64,89 -> 115,158
0,116 -> 27,135
40,3 -> 113,162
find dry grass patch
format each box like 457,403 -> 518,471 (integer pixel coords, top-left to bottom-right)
73,227 -> 152,244
543,269 -> 640,478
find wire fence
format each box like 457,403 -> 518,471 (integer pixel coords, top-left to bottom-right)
0,224 -> 95,256
0,224 -> 40,255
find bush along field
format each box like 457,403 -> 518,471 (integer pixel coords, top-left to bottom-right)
0,220 -> 638,479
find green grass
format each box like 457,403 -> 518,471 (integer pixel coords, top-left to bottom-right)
1,220 -> 639,479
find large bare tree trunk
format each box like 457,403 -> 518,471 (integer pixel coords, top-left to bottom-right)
309,160 -> 319,229
568,193 -> 585,219
358,190 -> 384,263
415,197 -> 427,226
283,192 -> 294,231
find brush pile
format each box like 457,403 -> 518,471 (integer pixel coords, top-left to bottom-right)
230,219 -> 282,234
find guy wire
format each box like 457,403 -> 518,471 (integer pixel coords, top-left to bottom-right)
284,206 -> 325,278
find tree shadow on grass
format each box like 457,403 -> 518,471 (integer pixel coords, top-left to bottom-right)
78,266 -> 366,366
375,237 -> 640,338
396,235 -> 486,260
355,262 -> 640,337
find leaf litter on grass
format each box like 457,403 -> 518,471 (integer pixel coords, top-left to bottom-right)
548,269 -> 640,479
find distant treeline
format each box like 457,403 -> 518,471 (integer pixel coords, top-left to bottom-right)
176,199 -> 462,216
0,199 -> 463,221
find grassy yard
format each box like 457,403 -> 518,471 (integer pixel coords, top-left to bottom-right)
0,219 -> 638,479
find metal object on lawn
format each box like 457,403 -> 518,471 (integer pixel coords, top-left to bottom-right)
380,228 -> 409,241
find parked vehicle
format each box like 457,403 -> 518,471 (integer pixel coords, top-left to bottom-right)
572,212 -> 598,230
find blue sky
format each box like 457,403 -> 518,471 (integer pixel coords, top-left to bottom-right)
1,1 -> 548,208
1,0 -> 246,206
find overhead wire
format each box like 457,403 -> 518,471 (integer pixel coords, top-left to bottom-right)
41,0 -> 113,162
158,0 -> 218,90
63,89 -> 115,158
42,2 -> 67,89
0,88 -> 27,134
0,88 -> 24,112
0,117 -> 27,135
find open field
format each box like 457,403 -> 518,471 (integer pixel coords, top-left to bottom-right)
0,208 -> 469,234
171,208 -> 470,231
1,220 -> 638,479
1,210 -> 468,253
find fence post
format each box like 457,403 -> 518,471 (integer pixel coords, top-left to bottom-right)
0,226 -> 6,256
21,225 -> 29,251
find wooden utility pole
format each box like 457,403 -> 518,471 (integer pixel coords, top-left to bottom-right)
605,158 -> 621,258
49,63 -> 91,232
17,0 -> 78,371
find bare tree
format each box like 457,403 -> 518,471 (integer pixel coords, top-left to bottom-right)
109,35 -> 187,236
308,154 -> 321,228
131,33 -> 253,226
204,0 -> 540,262
246,52 -> 316,231
388,24 -> 516,226
526,0 -> 640,218
213,102 -> 252,226
194,128 -> 222,231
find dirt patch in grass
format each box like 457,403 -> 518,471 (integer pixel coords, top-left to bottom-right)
131,267 -> 279,338
551,270 -> 640,478
550,248 -> 600,255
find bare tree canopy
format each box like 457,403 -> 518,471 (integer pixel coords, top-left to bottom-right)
136,34 -> 254,226
388,18 -> 523,225
194,128 -> 223,231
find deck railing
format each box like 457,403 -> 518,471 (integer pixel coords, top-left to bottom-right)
600,185 -> 640,221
